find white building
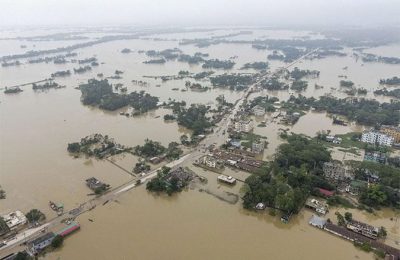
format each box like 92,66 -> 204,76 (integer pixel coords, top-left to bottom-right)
252,105 -> 265,117
202,155 -> 217,168
2,210 -> 27,230
234,120 -> 253,133
361,131 -> 394,146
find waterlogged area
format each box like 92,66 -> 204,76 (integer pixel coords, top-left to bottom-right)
1,26 -> 399,259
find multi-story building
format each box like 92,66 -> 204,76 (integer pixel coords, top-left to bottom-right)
380,125 -> 400,143
202,155 -> 217,168
252,105 -> 266,117
234,120 -> 253,133
361,131 -> 394,146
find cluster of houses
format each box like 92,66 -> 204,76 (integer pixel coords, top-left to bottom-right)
85,177 -> 110,192
198,149 -> 265,173
305,198 -> 329,215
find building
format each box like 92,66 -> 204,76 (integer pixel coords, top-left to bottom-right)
361,131 -> 394,146
252,105 -> 266,117
322,162 -> 353,182
56,221 -> 80,237
364,151 -> 386,164
380,125 -> 400,143
318,188 -> 334,197
234,120 -> 253,133
308,215 -> 327,229
30,232 -> 55,254
217,175 -> 236,185
325,135 -> 342,144
2,210 -> 27,230
346,220 -> 379,239
305,198 -> 329,215
345,180 -> 367,195
251,140 -> 265,154
202,155 -> 218,168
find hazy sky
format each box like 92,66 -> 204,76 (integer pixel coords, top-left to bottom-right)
1,0 -> 399,28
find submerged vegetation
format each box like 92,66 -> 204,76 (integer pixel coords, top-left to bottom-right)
79,79 -> 159,112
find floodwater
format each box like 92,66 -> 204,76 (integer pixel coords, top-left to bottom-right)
45,185 -> 373,260
1,28 -> 399,259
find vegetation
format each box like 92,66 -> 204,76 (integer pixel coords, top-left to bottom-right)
26,209 -> 46,223
374,88 -> 400,99
176,104 -> 212,135
146,167 -> 194,195
242,134 -> 332,214
210,73 -> 253,91
79,79 -> 159,112
340,80 -> 354,88
51,235 -> 64,248
4,87 -> 23,94
133,161 -> 150,174
282,95 -> 400,126
134,139 -> 166,158
67,134 -> 129,159
0,187 -> 5,199
202,59 -> 235,69
248,96 -> 279,112
143,58 -> 166,64
289,67 -> 319,80
74,66 -> 91,74
14,252 -> 32,260
379,76 -> 400,85
259,77 -> 289,90
32,81 -> 61,90
290,80 -> 308,91
241,62 -> 269,71
51,70 -> 71,77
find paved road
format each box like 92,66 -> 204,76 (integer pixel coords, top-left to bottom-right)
0,48 -> 318,258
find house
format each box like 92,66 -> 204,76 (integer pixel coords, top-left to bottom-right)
149,156 -> 164,164
323,162 -> 353,182
346,220 -> 379,239
309,215 -> 327,229
318,188 -> 334,197
361,131 -> 394,146
364,151 -> 386,164
380,125 -> 400,143
251,140 -> 265,154
217,175 -> 236,185
252,105 -> 266,117
305,198 -> 329,215
2,210 -> 27,230
30,232 -> 55,254
234,120 -> 253,133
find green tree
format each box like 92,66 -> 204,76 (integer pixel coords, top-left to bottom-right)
344,212 -> 353,222
26,209 -> 46,223
51,235 -> 64,248
335,212 -> 346,226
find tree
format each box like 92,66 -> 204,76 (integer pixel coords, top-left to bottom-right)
51,235 -> 64,248
26,209 -> 45,223
14,252 -> 31,260
378,226 -> 387,238
180,134 -> 189,145
335,212 -> 346,226
344,212 -> 353,222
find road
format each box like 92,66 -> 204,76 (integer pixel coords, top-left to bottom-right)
0,48 -> 318,258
